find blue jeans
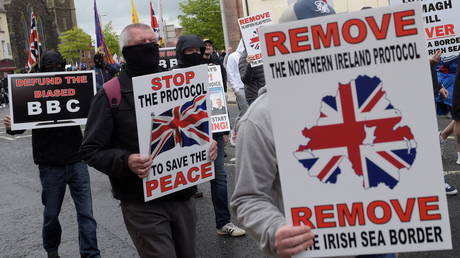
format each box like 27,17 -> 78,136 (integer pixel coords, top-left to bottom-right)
210,134 -> 231,229
39,161 -> 100,258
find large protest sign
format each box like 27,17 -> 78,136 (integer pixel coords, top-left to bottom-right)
260,3 -> 451,257
8,71 -> 96,130
390,0 -> 460,55
159,47 -> 178,70
208,65 -> 230,133
132,65 -> 214,201
239,12 -> 273,67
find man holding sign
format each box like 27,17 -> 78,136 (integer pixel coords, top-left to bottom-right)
231,0 -> 452,258
81,24 -> 217,258
4,51 -> 100,258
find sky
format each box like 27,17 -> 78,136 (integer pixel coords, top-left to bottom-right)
75,0 -> 183,38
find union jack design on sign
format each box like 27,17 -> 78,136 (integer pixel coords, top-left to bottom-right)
294,75 -> 417,189
249,29 -> 260,50
150,95 -> 210,159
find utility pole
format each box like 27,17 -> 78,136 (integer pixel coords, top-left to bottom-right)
158,0 -> 167,43
219,0 -> 229,50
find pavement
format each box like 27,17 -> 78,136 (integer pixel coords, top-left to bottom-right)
0,104 -> 459,258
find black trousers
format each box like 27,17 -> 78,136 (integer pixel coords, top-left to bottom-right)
121,199 -> 196,258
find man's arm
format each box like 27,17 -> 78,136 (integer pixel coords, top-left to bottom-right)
230,117 -> 286,256
80,90 -> 133,178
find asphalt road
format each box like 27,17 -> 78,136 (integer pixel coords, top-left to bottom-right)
0,104 -> 459,258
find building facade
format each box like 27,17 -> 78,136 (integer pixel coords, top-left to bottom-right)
4,0 -> 77,70
0,1 -> 14,72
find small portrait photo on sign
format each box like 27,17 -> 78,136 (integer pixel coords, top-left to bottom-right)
211,91 -> 227,116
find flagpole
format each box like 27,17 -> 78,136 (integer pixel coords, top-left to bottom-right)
158,0 -> 166,42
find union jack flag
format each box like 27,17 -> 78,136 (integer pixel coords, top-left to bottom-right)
249,29 -> 260,50
150,1 -> 160,33
27,12 -> 42,71
294,75 -> 417,189
150,95 -> 210,159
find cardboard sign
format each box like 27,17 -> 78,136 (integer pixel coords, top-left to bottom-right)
238,12 -> 273,67
208,65 -> 230,133
8,71 -> 96,130
390,0 -> 460,55
159,47 -> 178,70
260,3 -> 451,257
132,65 -> 214,201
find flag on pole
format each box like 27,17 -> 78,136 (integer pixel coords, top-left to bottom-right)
94,0 -> 115,64
27,12 -> 42,72
131,0 -> 140,24
150,1 -> 159,32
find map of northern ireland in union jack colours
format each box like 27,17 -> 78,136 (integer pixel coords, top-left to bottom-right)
294,75 -> 417,189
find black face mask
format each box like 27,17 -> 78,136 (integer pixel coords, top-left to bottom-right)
122,42 -> 160,77
183,53 -> 203,67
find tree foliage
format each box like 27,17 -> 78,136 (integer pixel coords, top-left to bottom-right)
58,27 -> 92,63
178,0 -> 224,50
103,22 -> 121,57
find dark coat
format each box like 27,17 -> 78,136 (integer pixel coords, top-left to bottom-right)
81,69 -> 196,203
239,52 -> 266,105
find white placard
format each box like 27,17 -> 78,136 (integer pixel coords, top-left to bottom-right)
260,3 -> 451,257
390,0 -> 460,55
239,12 -> 273,67
208,65 -> 231,133
132,65 -> 214,202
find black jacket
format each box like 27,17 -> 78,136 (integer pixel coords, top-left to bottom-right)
239,52 -> 266,105
8,126 -> 83,166
80,69 -> 196,203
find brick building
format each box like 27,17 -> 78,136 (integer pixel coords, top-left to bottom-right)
4,0 -> 77,70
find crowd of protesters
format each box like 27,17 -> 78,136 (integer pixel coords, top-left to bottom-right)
2,0 -> 460,257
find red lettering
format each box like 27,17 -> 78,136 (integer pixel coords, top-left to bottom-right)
160,175 -> 173,192
394,10 -> 417,37
162,75 -> 172,88
265,31 -> 289,56
419,196 -> 441,221
173,73 -> 184,86
201,162 -> 213,179
315,205 -> 336,228
366,14 -> 391,40
390,198 -> 415,222
342,19 -> 367,44
185,71 -> 195,84
151,77 -> 162,90
367,201 -> 392,224
337,203 -> 365,227
289,27 -> 311,53
445,24 -> 455,36
291,207 -> 315,228
173,171 -> 188,188
311,22 -> 340,49
187,166 -> 200,183
146,180 -> 158,197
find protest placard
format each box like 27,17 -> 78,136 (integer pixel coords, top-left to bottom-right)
132,65 -> 214,201
159,47 -> 178,70
8,71 -> 96,130
390,0 -> 460,55
239,12 -> 273,67
208,65 -> 230,133
260,3 -> 451,256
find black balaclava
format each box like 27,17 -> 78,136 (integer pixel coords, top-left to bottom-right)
183,52 -> 203,67
176,35 -> 206,68
122,42 -> 160,77
40,51 -> 66,72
